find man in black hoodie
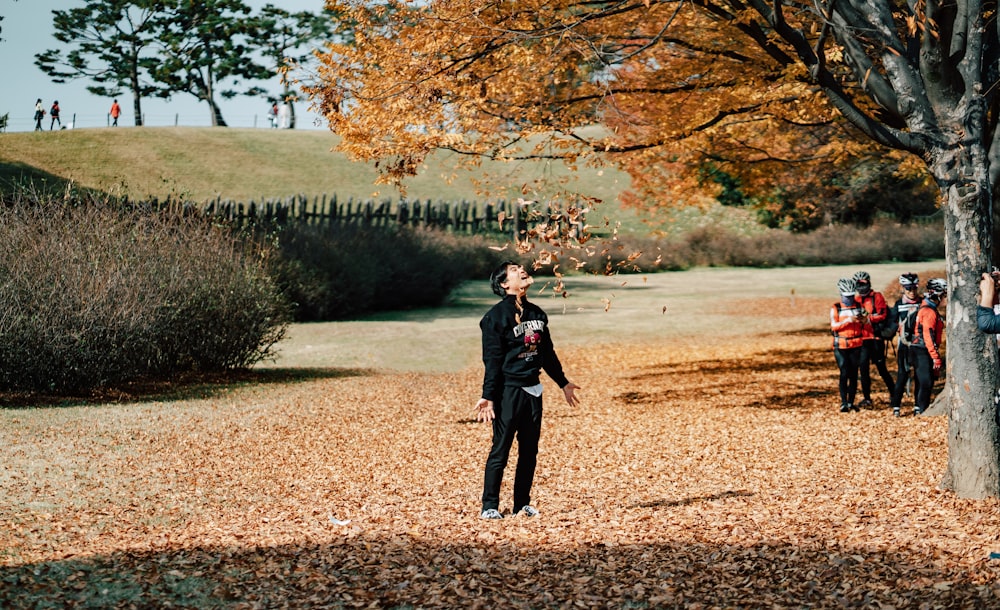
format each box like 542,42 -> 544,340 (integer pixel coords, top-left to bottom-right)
475,261 -> 581,520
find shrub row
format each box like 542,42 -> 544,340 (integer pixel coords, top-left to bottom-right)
501,219 -> 944,277
268,223 -> 507,321
0,194 -> 289,394
269,217 -> 943,322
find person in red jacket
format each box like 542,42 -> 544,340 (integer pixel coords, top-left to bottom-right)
853,270 -> 894,408
831,277 -> 865,412
910,278 -> 947,416
109,99 -> 121,126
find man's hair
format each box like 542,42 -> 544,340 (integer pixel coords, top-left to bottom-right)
490,260 -> 515,297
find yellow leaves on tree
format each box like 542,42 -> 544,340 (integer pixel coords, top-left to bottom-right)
310,1 -> 926,232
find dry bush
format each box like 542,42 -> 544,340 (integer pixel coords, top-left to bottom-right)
269,223 -> 505,321
0,193 -> 289,393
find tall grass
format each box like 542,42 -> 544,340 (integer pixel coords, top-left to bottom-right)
0,191 -> 289,394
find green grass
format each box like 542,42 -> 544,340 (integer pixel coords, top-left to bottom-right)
0,127 -> 625,210
0,126 -> 766,237
262,259 -> 945,373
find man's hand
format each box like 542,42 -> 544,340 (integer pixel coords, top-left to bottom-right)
562,382 -> 581,408
933,358 -> 942,376
981,273 -> 998,307
475,398 -> 495,423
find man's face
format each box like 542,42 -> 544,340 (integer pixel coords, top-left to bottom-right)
904,284 -> 918,298
502,264 -> 533,295
856,281 -> 871,296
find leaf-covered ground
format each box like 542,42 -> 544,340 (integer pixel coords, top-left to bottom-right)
2,322 -> 999,607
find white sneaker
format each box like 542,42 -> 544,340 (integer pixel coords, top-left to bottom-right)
480,508 -> 503,520
516,505 -> 539,517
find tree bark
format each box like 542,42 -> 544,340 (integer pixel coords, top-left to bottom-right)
931,139 -> 1000,498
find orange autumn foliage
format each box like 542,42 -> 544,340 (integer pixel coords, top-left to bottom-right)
310,0 -> 929,221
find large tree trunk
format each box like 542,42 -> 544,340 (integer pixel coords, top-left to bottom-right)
931,140 -> 1000,498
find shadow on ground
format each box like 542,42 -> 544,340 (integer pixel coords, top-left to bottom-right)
0,367 -> 375,410
1,530 -> 995,608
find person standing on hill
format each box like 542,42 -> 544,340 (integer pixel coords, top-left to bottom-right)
890,273 -> 922,417
49,100 -> 61,130
853,270 -> 895,408
34,98 -> 44,131
831,277 -> 865,413
475,261 -> 580,519
910,278 -> 947,416
109,99 -> 121,126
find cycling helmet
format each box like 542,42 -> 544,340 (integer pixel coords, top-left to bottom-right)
926,278 -> 948,298
853,270 -> 872,294
838,277 -> 857,297
899,273 -> 919,290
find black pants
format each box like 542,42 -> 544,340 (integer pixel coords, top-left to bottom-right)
890,342 -> 912,410
910,346 -> 936,413
859,338 -> 894,399
482,385 -> 543,513
834,347 -> 861,407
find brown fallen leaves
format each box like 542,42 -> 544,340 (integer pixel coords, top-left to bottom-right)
1,333 -> 998,608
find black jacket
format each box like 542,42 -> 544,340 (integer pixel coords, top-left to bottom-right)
479,294 -> 569,403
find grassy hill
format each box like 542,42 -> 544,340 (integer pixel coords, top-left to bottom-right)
0,126 -> 772,236
0,126 -> 628,203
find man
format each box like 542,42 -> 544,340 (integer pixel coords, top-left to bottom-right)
853,270 -> 895,408
890,273 -> 921,417
910,278 -> 947,416
475,261 -> 580,519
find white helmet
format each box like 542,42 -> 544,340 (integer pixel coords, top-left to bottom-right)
926,278 -> 948,298
838,277 -> 857,297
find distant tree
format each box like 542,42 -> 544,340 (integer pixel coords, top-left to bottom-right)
34,0 -> 163,127
149,0 -> 271,126
1,0 -> 18,44
253,4 -> 338,129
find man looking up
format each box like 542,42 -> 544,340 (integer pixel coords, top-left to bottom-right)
475,261 -> 580,519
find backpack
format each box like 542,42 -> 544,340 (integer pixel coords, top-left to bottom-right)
874,305 -> 897,340
901,305 -> 931,345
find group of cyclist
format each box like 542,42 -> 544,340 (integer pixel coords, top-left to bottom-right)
830,271 -> 947,417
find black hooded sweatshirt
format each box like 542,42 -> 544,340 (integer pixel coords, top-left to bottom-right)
479,294 -> 569,404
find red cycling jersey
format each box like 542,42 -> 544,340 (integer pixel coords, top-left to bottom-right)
855,291 -> 889,340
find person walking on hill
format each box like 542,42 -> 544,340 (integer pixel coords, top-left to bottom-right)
49,100 -> 61,130
475,261 -> 580,520
853,270 -> 895,408
109,99 -> 121,126
890,273 -> 922,417
33,98 -> 44,131
831,277 -> 865,413
910,278 -> 947,416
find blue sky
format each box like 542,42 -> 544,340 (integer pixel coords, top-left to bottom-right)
0,0 -> 331,132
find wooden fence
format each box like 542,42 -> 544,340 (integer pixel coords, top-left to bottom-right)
198,193 -> 585,239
